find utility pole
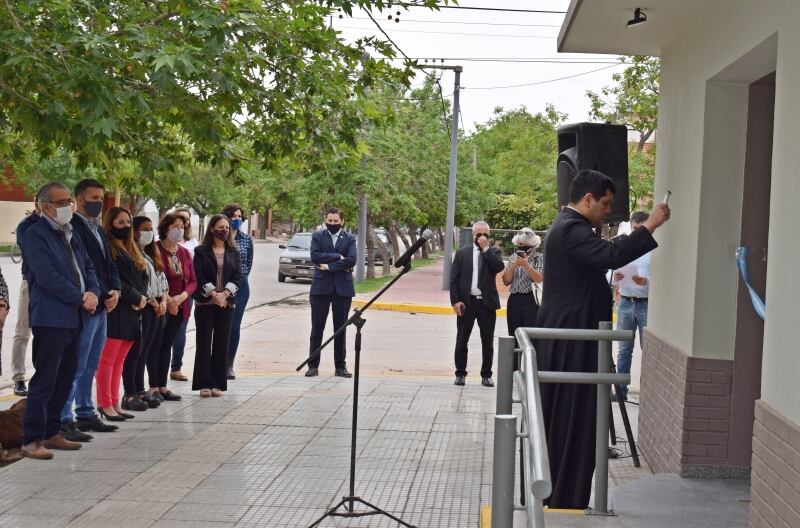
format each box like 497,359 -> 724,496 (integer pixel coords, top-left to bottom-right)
421,64 -> 463,290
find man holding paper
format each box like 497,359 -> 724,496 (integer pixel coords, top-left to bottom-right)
612,211 -> 652,401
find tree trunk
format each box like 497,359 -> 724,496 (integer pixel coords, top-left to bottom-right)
637,129 -> 654,151
130,195 -> 148,216
389,220 -> 403,262
370,228 -> 391,276
366,221 -> 376,279
408,223 -> 422,261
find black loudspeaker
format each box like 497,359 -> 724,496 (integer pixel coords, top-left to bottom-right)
556,122 -> 630,223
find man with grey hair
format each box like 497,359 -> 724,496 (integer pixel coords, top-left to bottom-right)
449,220 -> 504,386
20,182 -> 100,460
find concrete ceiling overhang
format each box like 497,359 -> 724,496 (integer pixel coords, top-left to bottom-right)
558,0 -> 708,56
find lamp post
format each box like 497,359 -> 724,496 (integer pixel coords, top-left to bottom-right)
356,52 -> 371,283
419,64 -> 462,290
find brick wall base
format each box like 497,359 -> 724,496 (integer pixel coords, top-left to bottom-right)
639,329 -> 744,477
749,401 -> 800,528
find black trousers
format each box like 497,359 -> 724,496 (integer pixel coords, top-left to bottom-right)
506,292 -> 539,339
308,293 -> 352,369
192,305 -> 234,391
125,306 -> 161,394
23,326 -> 81,444
454,296 -> 496,378
148,313 -> 183,388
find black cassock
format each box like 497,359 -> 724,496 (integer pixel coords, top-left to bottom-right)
535,208 -> 657,509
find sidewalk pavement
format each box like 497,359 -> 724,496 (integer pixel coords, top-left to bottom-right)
352,259 -> 510,316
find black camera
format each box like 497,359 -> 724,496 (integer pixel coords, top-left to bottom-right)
515,249 -> 528,257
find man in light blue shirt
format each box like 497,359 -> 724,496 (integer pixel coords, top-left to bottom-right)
612,211 -> 652,401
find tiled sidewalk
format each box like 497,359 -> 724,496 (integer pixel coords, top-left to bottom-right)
0,375 -> 497,527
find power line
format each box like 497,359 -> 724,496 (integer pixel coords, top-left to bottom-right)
409,5 -> 566,14
364,10 -> 411,60
336,25 -> 557,39
464,64 -> 626,90
343,16 -> 563,28
407,58 -> 622,64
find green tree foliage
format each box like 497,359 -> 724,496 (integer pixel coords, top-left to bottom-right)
587,56 -> 660,151
468,105 -> 566,229
0,0 -> 447,173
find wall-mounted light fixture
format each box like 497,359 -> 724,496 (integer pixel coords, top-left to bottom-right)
626,7 -> 648,29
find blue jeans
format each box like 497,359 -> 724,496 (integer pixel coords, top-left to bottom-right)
61,311 -> 107,422
228,276 -> 250,362
171,298 -> 193,372
615,298 -> 648,396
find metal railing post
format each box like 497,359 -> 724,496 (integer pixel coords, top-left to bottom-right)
590,321 -> 613,515
492,415 -> 517,528
497,336 -> 516,415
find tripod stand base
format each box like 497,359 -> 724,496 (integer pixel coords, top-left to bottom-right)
309,496 -> 417,527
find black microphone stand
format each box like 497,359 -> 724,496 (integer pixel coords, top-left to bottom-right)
297,261 -> 417,528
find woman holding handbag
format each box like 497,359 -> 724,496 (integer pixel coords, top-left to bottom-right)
502,228 -> 544,341
192,214 -> 242,397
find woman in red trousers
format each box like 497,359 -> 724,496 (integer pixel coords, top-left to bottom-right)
95,207 -> 149,421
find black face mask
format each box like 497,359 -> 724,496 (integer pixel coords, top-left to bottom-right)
84,200 -> 103,218
516,246 -> 532,257
326,223 -> 342,234
110,226 -> 130,240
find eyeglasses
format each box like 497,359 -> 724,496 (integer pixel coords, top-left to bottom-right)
48,199 -> 74,208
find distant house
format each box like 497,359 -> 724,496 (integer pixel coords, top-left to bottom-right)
0,167 -> 34,245
560,2 -> 797,527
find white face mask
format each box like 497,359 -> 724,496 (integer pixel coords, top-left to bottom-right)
167,228 -> 184,243
137,231 -> 154,247
52,205 -> 73,226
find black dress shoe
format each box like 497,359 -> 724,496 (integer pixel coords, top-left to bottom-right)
76,414 -> 119,432
227,366 -> 236,380
150,391 -> 165,402
335,368 -> 352,378
305,367 -> 319,377
139,391 -> 161,408
14,381 -> 28,396
61,421 -> 93,442
481,377 -> 495,388
121,395 -> 148,412
160,390 -> 182,401
454,376 -> 466,386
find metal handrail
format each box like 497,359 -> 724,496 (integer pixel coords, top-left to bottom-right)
492,324 -> 633,528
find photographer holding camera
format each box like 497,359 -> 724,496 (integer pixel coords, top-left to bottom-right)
502,228 -> 543,340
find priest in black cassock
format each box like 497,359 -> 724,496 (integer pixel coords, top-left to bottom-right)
535,170 -> 670,509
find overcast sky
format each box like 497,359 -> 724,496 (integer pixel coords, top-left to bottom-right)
331,0 -> 625,134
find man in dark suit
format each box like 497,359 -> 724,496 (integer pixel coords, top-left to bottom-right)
60,179 -> 121,440
305,207 -> 357,378
449,221 -> 505,387
535,170 -> 670,508
21,182 -> 101,459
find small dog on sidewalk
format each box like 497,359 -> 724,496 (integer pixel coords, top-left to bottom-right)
0,399 -> 25,465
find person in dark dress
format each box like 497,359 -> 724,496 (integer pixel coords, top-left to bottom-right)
192,214 -> 242,397
535,170 -> 670,509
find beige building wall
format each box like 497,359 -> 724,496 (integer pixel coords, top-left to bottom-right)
0,201 -> 33,245
647,0 -> 797,424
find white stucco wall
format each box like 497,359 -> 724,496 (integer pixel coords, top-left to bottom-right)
647,0 -> 799,423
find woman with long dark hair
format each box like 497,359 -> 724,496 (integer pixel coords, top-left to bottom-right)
125,216 -> 168,410
150,213 -> 196,402
192,214 -> 242,397
95,207 -> 149,421
169,207 -> 197,382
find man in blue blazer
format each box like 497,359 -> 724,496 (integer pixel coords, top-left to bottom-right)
21,182 -> 101,460
305,207 -> 357,378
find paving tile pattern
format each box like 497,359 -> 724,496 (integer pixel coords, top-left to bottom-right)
0,376 -> 499,527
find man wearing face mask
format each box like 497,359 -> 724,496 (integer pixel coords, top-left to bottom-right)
20,182 -> 102,459
58,179 -> 122,440
305,207 -> 357,378
449,221 -> 505,387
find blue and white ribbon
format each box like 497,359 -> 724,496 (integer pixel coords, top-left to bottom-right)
735,247 -> 766,320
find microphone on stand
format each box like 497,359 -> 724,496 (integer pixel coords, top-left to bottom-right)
394,228 -> 434,268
